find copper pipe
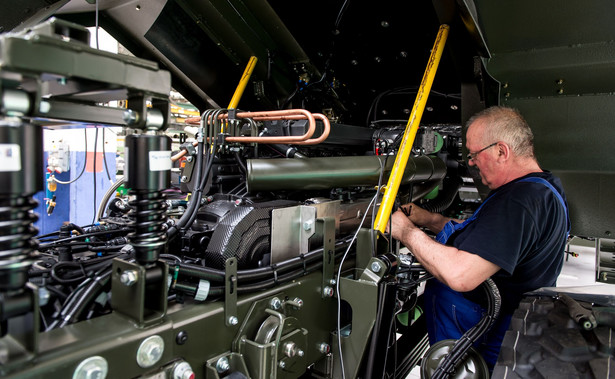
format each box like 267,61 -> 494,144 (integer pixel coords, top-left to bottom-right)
174,109 -> 329,161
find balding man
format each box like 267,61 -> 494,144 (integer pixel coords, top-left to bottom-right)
389,106 -> 570,369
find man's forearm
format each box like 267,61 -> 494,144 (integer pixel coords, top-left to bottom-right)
400,226 -> 499,292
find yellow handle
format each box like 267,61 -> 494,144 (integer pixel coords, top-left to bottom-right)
228,56 -> 258,110
373,25 -> 449,233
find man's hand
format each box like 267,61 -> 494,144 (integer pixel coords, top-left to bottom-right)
388,209 -> 417,244
399,203 -> 452,234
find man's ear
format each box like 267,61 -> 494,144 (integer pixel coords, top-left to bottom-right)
498,142 -> 511,160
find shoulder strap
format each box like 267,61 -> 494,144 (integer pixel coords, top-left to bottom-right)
518,177 -> 571,237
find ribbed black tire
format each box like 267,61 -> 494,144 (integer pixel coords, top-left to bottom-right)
493,295 -> 615,378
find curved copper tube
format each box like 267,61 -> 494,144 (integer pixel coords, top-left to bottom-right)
174,109 -> 330,162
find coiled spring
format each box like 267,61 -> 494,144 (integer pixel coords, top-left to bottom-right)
0,195 -> 38,292
128,190 -> 168,264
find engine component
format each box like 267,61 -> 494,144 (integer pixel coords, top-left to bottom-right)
247,155 -> 445,191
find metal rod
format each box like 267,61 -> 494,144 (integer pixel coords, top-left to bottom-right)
373,24 -> 449,234
228,56 -> 258,110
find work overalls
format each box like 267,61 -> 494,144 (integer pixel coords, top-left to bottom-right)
423,177 -> 569,369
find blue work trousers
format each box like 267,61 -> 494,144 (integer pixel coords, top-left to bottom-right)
424,279 -> 512,370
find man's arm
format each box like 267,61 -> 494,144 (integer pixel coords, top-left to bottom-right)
390,209 -> 500,292
401,203 -> 461,234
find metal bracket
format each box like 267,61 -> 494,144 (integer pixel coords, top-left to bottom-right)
111,259 -> 168,326
225,257 -> 238,326
317,217 -> 336,295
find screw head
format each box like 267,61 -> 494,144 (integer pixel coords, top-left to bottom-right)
270,297 -> 282,310
136,335 -> 164,368
180,176 -> 188,183
73,356 -> 108,379
371,261 -> 382,273
216,357 -> 230,373
318,343 -> 331,354
323,286 -> 334,297
120,270 -> 138,286
278,360 -> 286,369
293,297 -> 304,308
228,316 -> 238,325
303,220 -> 313,231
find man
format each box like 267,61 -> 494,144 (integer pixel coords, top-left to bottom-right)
389,106 -> 570,369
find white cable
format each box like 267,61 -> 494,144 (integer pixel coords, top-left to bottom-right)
335,192 -> 379,379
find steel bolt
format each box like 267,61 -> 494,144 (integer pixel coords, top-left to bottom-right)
293,297 -> 304,308
371,261 -> 382,273
180,176 -> 188,183
329,278 -> 337,286
303,220 -> 313,231
228,316 -> 239,325
284,342 -> 297,357
120,270 -> 138,286
173,361 -> 195,379
270,297 -> 282,310
216,357 -> 230,373
318,343 -> 331,354
323,286 -> 334,297
185,156 -> 193,162
123,109 -> 138,125
297,349 -> 305,357
278,360 -> 286,369
136,335 -> 164,368
73,356 -> 108,379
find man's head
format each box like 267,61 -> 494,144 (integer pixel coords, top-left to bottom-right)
465,106 -> 539,189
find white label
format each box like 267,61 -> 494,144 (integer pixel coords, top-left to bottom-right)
0,144 -> 21,172
149,150 -> 172,171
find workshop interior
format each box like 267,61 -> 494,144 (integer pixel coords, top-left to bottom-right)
0,0 -> 614,378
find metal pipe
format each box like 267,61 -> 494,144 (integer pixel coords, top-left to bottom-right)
181,109 -> 330,148
373,25 -> 449,233
246,155 -> 446,192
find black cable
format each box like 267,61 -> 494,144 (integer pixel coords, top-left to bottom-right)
102,127 -> 112,182
54,129 -> 88,185
92,127 -> 99,225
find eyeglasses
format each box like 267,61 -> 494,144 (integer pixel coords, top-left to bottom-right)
467,142 -> 498,161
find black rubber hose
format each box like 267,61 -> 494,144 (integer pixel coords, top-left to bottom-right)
168,121 -> 206,239
57,269 -> 112,328
422,176 -> 462,214
173,236 -> 353,283
431,278 -> 501,379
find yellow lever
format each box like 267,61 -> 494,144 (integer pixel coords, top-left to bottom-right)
228,56 -> 258,110
373,25 -> 449,233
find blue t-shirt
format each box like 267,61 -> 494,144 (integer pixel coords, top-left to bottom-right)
448,171 -> 569,314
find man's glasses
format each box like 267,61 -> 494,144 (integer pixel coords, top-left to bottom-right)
467,142 -> 498,161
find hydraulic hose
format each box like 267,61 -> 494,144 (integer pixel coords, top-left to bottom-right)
168,120 -> 206,238
422,176 -> 462,214
431,278 -> 501,379
172,236 -> 354,284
